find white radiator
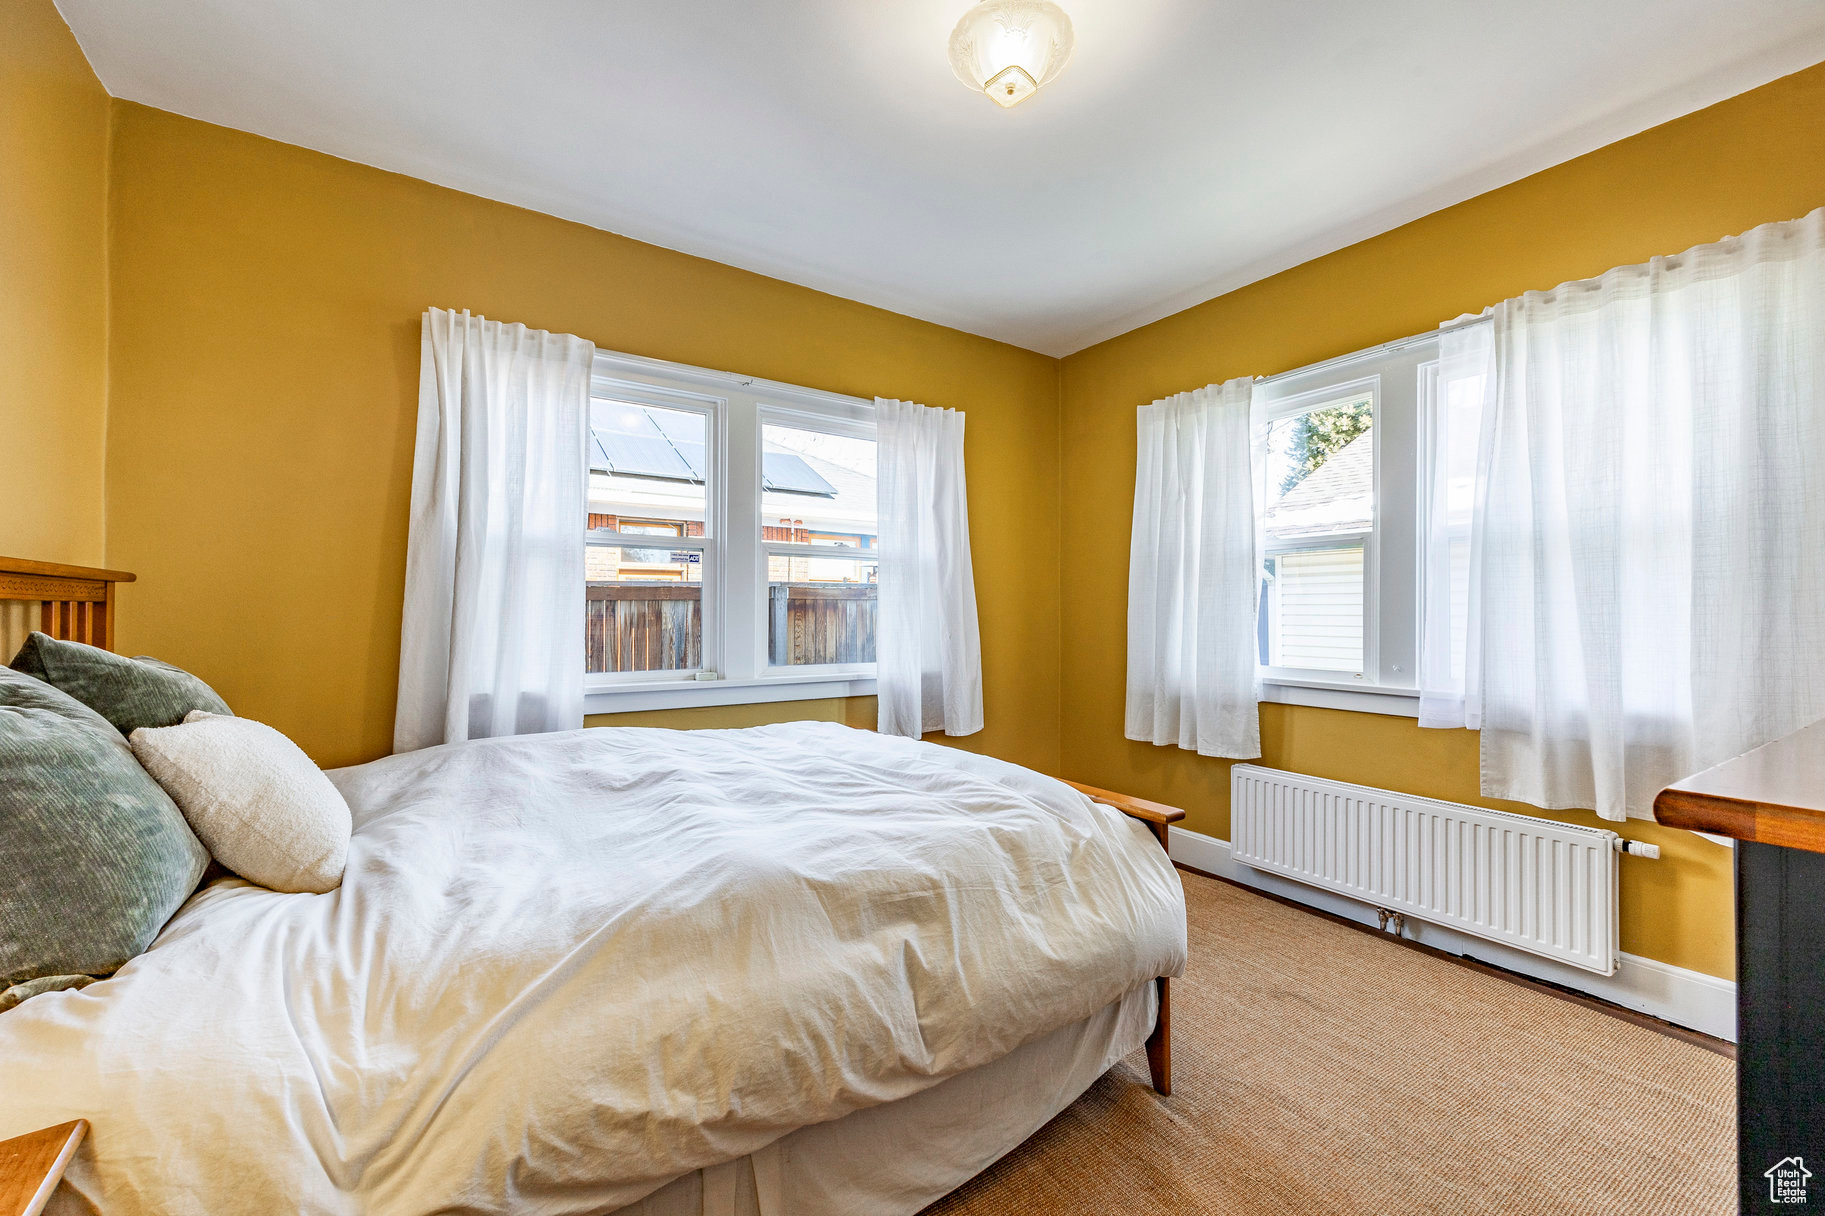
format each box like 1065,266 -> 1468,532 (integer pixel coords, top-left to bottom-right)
1229,765 -> 1621,974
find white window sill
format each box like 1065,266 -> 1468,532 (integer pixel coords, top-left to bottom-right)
585,674 -> 877,715
1260,677 -> 1420,718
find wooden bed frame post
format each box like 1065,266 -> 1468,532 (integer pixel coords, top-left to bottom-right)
1064,780 -> 1186,1097
1146,977 -> 1172,1096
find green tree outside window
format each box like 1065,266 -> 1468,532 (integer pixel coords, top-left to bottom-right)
1279,398 -> 1371,496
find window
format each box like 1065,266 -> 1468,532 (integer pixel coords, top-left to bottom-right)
1252,336 -> 1438,715
761,422 -> 878,668
1258,384 -> 1374,677
587,399 -> 713,678
585,351 -> 876,711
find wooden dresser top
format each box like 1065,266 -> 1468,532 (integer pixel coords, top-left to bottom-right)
1656,718 -> 1825,854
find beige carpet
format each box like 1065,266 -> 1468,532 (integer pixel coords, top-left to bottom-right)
924,871 -> 1733,1216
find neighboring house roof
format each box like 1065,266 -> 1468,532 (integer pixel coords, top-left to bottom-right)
1265,429 -> 1373,539
589,402 -> 839,497
764,452 -> 875,535
588,404 -> 878,539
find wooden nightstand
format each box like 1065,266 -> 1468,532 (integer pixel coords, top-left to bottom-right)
0,1122 -> 87,1216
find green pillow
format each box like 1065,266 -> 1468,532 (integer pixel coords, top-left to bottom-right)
0,667 -> 208,1006
10,631 -> 231,735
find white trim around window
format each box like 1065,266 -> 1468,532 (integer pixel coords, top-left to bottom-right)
585,349 -> 879,714
1259,679 -> 1420,718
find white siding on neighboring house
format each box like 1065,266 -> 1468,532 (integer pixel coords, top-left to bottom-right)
1267,545 -> 1365,672
1261,426 -> 1372,675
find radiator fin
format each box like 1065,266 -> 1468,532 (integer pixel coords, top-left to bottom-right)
1230,765 -> 1619,974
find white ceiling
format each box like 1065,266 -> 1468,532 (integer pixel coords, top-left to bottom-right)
58,0 -> 1825,356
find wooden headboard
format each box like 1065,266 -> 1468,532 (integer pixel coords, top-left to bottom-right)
0,556 -> 135,659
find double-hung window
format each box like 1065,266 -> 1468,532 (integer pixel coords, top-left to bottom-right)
585,351 -> 878,713
1252,334 -> 1443,715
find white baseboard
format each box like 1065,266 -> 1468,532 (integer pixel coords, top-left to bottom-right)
1168,825 -> 1737,1043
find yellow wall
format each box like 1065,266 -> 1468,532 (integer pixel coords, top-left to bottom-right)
102,103 -> 1062,774
0,0 -> 109,566
1057,60 -> 1825,981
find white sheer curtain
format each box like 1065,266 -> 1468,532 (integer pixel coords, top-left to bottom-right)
1417,318 -> 1495,730
1419,208 -> 1825,820
1125,377 -> 1261,759
394,308 -> 596,752
874,398 -> 983,739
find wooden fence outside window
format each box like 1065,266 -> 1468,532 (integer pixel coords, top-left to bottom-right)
586,582 -> 876,674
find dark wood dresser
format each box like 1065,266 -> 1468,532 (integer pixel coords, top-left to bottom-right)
1658,721 -> 1825,1212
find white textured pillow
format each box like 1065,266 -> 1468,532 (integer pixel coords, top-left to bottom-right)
129,711 -> 350,894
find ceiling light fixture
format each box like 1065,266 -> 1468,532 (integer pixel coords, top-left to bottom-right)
947,0 -> 1075,109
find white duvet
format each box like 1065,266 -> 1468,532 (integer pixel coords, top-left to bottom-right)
0,722 -> 1185,1215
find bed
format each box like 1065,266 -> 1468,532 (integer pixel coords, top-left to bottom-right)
0,558 -> 1188,1216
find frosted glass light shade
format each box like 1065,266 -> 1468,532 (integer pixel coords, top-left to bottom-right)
947,0 -> 1075,108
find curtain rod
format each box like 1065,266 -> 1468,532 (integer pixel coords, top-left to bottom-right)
1256,311 -> 1490,387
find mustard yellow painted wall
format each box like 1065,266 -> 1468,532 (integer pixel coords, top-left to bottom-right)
0,0 -> 109,566
1057,61 -> 1825,981
102,103 -> 1062,774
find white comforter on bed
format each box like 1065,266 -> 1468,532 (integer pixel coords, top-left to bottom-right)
0,722 -> 1185,1215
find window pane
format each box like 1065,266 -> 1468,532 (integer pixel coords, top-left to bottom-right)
1259,391 -> 1372,675
760,424 -> 876,549
588,401 -> 708,533
1262,395 -> 1373,544
586,545 -> 702,675
1258,545 -> 1365,673
767,555 -> 877,667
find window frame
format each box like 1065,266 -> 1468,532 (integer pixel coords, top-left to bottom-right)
1252,341 -> 1438,718
584,351 -> 878,715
